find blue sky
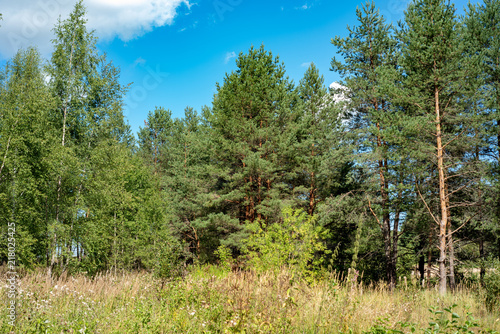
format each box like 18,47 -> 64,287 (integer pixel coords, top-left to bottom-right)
0,0 -> 474,136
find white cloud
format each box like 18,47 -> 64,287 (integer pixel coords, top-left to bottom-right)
294,1 -> 321,11
294,3 -> 310,10
301,62 -> 312,67
224,51 -> 236,64
0,0 -> 191,59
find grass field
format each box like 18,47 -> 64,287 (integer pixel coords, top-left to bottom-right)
1,266 -> 499,333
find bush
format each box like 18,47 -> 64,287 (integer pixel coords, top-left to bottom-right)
151,235 -> 188,280
214,244 -> 233,272
243,207 -> 330,280
484,264 -> 500,313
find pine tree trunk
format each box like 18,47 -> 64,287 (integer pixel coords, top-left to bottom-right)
497,79 -> 500,261
391,205 -> 400,289
114,212 -> 117,275
435,86 -> 448,296
375,115 -> 394,289
383,214 -> 393,288
445,181 -> 455,291
448,234 -> 456,291
308,142 -> 316,216
427,228 -> 433,288
419,254 -> 425,286
308,171 -> 315,216
480,238 -> 485,282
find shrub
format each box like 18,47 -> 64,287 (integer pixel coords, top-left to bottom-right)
243,207 -> 330,280
214,244 -> 233,272
484,265 -> 500,313
151,234 -> 187,280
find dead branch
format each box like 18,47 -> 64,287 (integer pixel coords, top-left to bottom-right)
415,183 -> 440,226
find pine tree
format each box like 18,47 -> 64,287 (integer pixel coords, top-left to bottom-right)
138,107 -> 174,176
208,45 -> 297,226
465,0 -> 500,263
398,0 -> 479,295
291,63 -> 347,216
331,1 -> 402,288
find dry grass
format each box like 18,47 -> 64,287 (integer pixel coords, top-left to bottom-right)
1,266 -> 499,333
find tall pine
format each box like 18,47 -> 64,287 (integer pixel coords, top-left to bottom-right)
331,2 -> 402,288
399,0 -> 478,295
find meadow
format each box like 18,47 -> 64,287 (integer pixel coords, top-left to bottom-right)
1,266 -> 499,333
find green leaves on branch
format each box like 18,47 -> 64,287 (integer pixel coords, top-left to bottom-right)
244,208 -> 330,280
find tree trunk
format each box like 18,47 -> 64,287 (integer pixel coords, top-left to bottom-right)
419,254 -> 425,286
427,228 -> 433,288
48,232 -> 57,281
480,238 -> 485,282
114,212 -> 117,275
445,182 -> 455,291
448,233 -> 456,291
435,86 -> 448,296
497,77 -> 500,261
77,241 -> 80,262
308,142 -> 316,216
308,171 -> 315,216
51,30 -> 76,281
391,205 -> 401,289
375,116 -> 394,289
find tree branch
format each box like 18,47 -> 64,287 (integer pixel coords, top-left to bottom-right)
415,183 -> 440,226
0,134 -> 12,179
367,197 -> 383,230
442,128 -> 467,150
447,212 -> 479,239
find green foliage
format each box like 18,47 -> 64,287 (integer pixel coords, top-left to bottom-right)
363,305 -> 491,334
208,45 -> 298,226
424,305 -> 481,334
290,63 -> 348,215
331,1 -> 406,287
1,0 -> 499,300
151,234 -> 187,280
244,207 -> 329,279
483,264 -> 500,312
137,107 -> 174,174
0,46 -> 57,267
214,244 -> 233,272
5,270 -> 499,334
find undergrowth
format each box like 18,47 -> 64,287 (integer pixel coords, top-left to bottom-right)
1,266 -> 499,333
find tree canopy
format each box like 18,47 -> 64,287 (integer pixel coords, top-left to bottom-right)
1,0 -> 499,297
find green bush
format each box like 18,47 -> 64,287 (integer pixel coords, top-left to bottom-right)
214,244 -> 233,272
151,235 -> 187,280
243,207 -> 330,280
484,266 -> 500,313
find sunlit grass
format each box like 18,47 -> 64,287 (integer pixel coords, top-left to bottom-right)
1,266 -> 498,333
